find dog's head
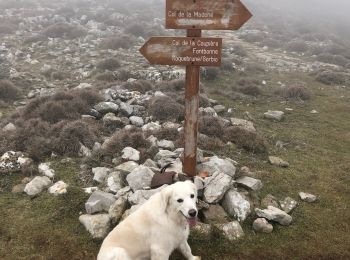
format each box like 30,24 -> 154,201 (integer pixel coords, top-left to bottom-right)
161,180 -> 198,226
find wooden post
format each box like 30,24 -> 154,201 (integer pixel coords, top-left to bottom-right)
183,29 -> 201,177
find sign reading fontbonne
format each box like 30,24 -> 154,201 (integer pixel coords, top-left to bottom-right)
139,37 -> 222,66
166,0 -> 252,30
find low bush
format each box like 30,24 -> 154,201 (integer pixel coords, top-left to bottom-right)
0,80 -> 20,102
236,78 -> 261,96
245,63 -> 265,74
101,35 -> 134,50
148,96 -> 184,122
95,72 -> 116,82
21,89 -> 102,123
0,23 -> 16,34
202,67 -> 220,80
103,129 -> 150,157
278,85 -> 311,101
285,40 -> 308,53
97,58 -> 121,71
198,116 -> 224,138
115,69 -> 132,81
156,79 -> 185,92
43,23 -> 86,39
315,70 -> 348,85
198,135 -> 224,151
317,53 -> 349,67
125,23 -> 146,38
224,127 -> 268,154
149,127 -> 179,141
220,59 -> 233,71
122,80 -> 153,93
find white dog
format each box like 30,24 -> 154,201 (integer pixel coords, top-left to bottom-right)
97,181 -> 200,260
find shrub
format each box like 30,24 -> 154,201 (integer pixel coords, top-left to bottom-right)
43,23 -> 86,39
148,96 -> 184,122
245,63 -> 265,74
317,53 -> 349,67
101,35 -> 134,50
285,40 -> 308,53
224,127 -> 268,154
220,59 -> 233,71
236,78 -> 261,96
104,129 -> 150,157
0,80 -> 20,102
202,67 -> 220,80
156,79 -> 185,92
125,23 -> 146,37
21,89 -> 102,122
278,85 -> 311,101
198,135 -> 224,151
122,80 -> 153,93
315,71 -> 347,85
97,58 -> 121,71
198,116 -> 224,138
229,44 -> 247,57
53,120 -> 99,156
115,69 -> 132,81
149,127 -> 179,141
95,72 -> 116,82
0,23 -> 16,34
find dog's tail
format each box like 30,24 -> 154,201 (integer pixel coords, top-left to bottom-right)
97,247 -> 131,260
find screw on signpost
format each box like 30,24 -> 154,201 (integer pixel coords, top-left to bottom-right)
140,0 -> 252,178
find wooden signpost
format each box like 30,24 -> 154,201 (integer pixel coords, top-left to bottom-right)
140,0 -> 252,177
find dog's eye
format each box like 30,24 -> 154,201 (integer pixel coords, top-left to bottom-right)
190,194 -> 195,198
177,199 -> 183,203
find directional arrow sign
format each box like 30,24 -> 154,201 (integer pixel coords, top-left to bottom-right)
166,0 -> 252,30
139,37 -> 222,66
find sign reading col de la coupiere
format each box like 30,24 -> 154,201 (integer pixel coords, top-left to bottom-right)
166,0 -> 252,30
139,37 -> 222,66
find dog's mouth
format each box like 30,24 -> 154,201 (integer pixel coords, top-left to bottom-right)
181,212 -> 198,227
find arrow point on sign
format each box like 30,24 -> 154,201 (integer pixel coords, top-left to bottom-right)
238,0 -> 253,29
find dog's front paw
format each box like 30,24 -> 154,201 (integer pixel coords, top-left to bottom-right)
193,257 -> 201,260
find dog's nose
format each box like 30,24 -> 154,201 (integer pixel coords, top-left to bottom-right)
188,209 -> 197,217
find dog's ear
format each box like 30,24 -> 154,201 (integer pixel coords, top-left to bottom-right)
160,186 -> 172,213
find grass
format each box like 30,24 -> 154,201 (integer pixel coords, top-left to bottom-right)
0,71 -> 349,259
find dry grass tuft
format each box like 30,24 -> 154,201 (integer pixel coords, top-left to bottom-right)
147,96 -> 184,123
198,116 -> 224,138
0,80 -> 21,102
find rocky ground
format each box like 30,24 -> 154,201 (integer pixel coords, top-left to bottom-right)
0,0 -> 350,259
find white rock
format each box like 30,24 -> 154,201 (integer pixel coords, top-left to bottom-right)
38,163 -> 55,179
79,214 -> 111,239
115,161 -> 139,174
48,181 -> 68,195
142,122 -> 161,132
119,102 -> 133,116
269,156 -> 289,167
128,185 -> 168,205
236,176 -> 263,191
230,118 -> 256,132
252,218 -> 273,233
203,171 -> 234,203
92,167 -> 111,183
106,171 -> 124,193
129,116 -> 144,127
280,197 -> 298,213
122,147 -> 140,162
213,105 -> 225,113
264,110 -> 285,121
24,176 -> 52,196
83,187 -> 99,194
299,192 -> 317,203
157,139 -> 175,150
197,156 -> 236,177
109,196 -> 128,225
2,123 -> 16,132
255,206 -> 292,226
126,165 -> 155,191
85,190 -> 116,214
79,144 -> 92,157
222,189 -> 251,221
94,102 -> 119,114
215,221 -> 244,241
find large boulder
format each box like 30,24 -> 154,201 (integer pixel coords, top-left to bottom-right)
121,147 -> 140,162
264,110 -> 284,121
109,196 -> 128,225
252,218 -> 273,233
24,176 -> 52,196
94,102 -> 119,114
79,214 -> 111,239
215,221 -> 244,241
85,191 -> 116,214
255,206 -> 292,226
197,156 -> 236,177
203,171 -> 234,203
92,167 -> 111,183
48,181 -> 68,195
222,189 -> 251,222
106,171 -> 124,193
236,176 -> 263,191
128,185 -> 168,205
126,165 -> 155,191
